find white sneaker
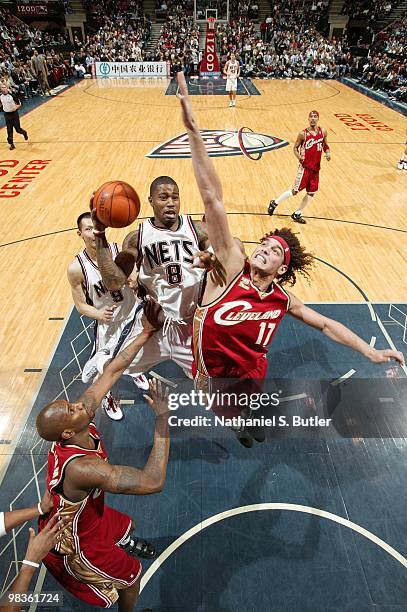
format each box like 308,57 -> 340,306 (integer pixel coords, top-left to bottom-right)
397,160 -> 404,169
233,100 -> 236,106
229,101 -> 233,107
133,374 -> 149,391
101,392 -> 123,421
82,349 -> 111,383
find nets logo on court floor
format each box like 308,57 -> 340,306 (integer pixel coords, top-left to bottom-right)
147,129 -> 288,160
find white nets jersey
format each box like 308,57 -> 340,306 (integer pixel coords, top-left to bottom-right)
76,243 -> 137,349
227,60 -> 239,77
137,216 -> 204,322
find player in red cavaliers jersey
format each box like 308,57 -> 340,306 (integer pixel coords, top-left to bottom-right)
35,298 -> 169,611
268,110 -> 330,224
176,72 -> 404,446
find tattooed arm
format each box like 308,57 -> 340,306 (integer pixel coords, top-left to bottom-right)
67,381 -> 170,496
91,209 -> 140,291
78,298 -> 163,420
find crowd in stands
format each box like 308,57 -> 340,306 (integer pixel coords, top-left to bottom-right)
0,6 -> 69,99
215,6 -> 340,80
341,0 -> 398,21
154,16 -> 199,70
0,0 -> 405,106
353,15 -> 406,101
156,0 -> 194,19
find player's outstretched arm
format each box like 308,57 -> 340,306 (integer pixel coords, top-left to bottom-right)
79,298 -> 164,417
1,516 -> 68,612
288,292 -> 405,365
91,209 -> 139,291
2,491 -> 53,535
176,72 -> 242,268
69,379 -> 170,496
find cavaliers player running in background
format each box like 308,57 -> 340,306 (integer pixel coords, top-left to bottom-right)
268,110 -> 330,224
35,299 -> 169,611
176,72 -> 404,444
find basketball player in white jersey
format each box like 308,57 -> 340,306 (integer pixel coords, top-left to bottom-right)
82,176 -> 209,387
224,52 -> 240,107
68,213 -> 149,420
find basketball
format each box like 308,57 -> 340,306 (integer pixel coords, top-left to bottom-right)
91,181 -> 140,228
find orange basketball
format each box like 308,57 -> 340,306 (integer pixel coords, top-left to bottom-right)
91,181 -> 140,228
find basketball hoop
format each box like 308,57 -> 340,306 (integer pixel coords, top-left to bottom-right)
207,15 -> 216,29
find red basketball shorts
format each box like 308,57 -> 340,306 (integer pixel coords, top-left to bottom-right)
293,165 -> 320,193
42,506 -> 141,608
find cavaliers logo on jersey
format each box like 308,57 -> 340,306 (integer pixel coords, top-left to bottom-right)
147,130 -> 288,159
213,300 -> 282,326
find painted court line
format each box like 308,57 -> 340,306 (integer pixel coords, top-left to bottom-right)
330,369 -> 356,386
148,371 -> 178,388
140,503 -> 407,594
279,393 -> 308,403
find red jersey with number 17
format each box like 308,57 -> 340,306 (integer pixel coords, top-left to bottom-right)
301,126 -> 324,171
193,261 -> 290,378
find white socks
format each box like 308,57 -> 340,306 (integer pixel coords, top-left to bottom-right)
298,194 -> 313,212
275,190 -> 292,205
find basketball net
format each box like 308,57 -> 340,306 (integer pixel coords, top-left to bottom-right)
207,16 -> 216,30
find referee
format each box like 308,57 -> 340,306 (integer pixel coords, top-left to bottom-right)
0,84 -> 28,150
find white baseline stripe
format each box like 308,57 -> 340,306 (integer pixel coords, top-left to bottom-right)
148,372 -> 178,389
330,369 -> 356,386
279,393 -> 308,403
140,503 -> 407,593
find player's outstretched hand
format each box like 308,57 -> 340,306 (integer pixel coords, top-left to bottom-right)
90,206 -> 107,232
368,348 -> 405,366
192,251 -> 227,287
25,514 -> 68,565
176,72 -> 196,132
143,378 -> 169,417
141,296 -> 165,332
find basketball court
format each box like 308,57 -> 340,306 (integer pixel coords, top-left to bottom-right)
0,76 -> 406,609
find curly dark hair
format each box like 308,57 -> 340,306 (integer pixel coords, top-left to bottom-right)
261,227 -> 314,286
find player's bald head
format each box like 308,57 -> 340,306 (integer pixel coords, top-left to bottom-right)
149,176 -> 178,197
36,400 -> 71,442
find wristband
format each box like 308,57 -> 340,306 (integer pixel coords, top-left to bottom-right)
22,560 -> 40,568
93,229 -> 106,236
323,143 -> 330,152
37,502 -> 44,516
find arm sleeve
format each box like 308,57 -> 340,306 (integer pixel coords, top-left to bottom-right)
0,512 -> 6,537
